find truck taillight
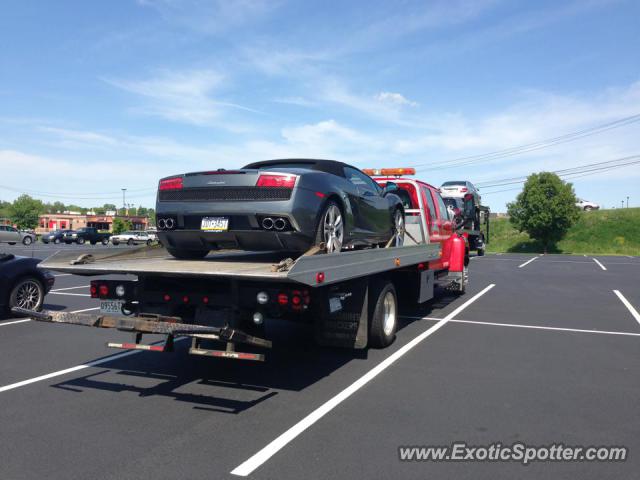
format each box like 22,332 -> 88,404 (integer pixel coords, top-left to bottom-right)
256,174 -> 297,188
159,177 -> 183,191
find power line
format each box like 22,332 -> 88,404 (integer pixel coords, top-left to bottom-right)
409,113 -> 640,172
480,155 -> 640,194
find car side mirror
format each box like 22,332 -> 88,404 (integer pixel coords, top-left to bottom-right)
382,181 -> 399,196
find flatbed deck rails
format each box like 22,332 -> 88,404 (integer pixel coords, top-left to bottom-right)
39,244 -> 441,286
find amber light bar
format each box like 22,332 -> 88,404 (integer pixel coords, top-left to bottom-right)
362,167 -> 416,176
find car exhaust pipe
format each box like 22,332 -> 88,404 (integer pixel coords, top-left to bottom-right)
165,218 -> 175,230
262,217 -> 274,230
274,218 -> 286,231
157,218 -> 166,230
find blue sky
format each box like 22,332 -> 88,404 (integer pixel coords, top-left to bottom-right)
1,0 -> 639,211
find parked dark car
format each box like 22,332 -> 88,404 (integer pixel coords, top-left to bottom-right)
156,159 -> 405,259
0,253 -> 55,316
63,227 -> 110,245
42,229 -> 76,244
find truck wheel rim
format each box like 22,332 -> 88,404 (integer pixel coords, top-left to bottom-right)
394,210 -> 405,247
382,291 -> 397,336
323,205 -> 343,253
15,281 -> 40,310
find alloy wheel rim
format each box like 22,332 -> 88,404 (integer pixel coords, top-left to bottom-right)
323,205 -> 344,253
394,211 -> 405,247
16,281 -> 40,310
382,291 -> 397,336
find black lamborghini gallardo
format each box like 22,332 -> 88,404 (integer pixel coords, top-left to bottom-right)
156,159 -> 405,259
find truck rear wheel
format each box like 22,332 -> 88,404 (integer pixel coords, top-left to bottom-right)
368,279 -> 398,348
167,247 -> 209,260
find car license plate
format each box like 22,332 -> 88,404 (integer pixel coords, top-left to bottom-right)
100,300 -> 124,315
201,216 -> 229,232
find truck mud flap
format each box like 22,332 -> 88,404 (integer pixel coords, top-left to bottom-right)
314,280 -> 369,349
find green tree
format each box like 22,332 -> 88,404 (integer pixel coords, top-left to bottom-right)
8,194 -> 45,229
103,203 -> 117,212
112,217 -> 133,234
507,172 -> 579,253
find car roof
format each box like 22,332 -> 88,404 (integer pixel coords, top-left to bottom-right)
243,158 -> 350,177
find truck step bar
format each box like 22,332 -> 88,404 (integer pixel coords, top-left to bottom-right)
11,307 -> 271,361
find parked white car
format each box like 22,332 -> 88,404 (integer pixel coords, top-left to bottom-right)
0,226 -> 36,245
110,231 -> 153,246
576,199 -> 600,211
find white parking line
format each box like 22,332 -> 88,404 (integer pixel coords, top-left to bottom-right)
518,256 -> 539,268
0,334 -> 184,394
0,319 -> 31,327
50,285 -> 89,292
0,307 -> 99,328
613,290 -> 640,327
48,292 -> 90,297
406,316 -> 640,338
593,258 -> 607,271
230,284 -> 496,477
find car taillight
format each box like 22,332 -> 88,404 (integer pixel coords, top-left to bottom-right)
98,285 -> 109,297
277,293 -> 289,305
460,187 -> 468,192
256,174 -> 297,188
159,177 -> 183,191
90,285 -> 98,298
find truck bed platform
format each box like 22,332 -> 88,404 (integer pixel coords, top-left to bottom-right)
39,244 -> 441,286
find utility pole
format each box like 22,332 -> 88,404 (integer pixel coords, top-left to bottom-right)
621,200 -> 624,208
627,196 -> 629,208
122,188 -> 127,214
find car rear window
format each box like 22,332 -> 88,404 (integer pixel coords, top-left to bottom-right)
441,181 -> 466,186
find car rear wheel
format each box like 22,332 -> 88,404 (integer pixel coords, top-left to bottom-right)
146,239 -> 152,246
101,238 -> 109,245
22,236 -> 33,246
54,238 -> 61,244
77,237 -> 85,245
315,201 -> 344,254
9,277 -> 44,312
584,206 -> 593,211
127,238 -> 134,246
393,208 -> 405,247
112,240 -> 119,246
167,247 -> 209,259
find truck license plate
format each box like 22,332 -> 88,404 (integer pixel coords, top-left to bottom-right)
201,217 -> 229,232
100,300 -> 124,315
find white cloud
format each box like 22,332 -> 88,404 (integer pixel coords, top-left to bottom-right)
138,0 -> 281,35
375,92 -> 418,107
104,69 -> 260,128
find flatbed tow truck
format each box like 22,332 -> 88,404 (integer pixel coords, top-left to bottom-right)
12,170 -> 469,362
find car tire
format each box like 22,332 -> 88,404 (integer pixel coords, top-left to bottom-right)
9,277 -> 44,312
314,201 -> 344,254
584,206 -> 593,211
167,247 -> 209,259
8,242 -> 16,245
368,279 -> 397,348
392,208 -> 405,247
53,238 -> 60,244
146,239 -> 152,246
112,240 -> 119,246
77,237 -> 85,245
90,241 -> 96,245
127,238 -> 134,246
22,236 -> 33,246
101,238 -> 109,246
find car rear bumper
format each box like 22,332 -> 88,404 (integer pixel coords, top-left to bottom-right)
158,229 -> 313,252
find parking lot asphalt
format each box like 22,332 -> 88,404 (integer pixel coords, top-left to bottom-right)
0,243 -> 638,480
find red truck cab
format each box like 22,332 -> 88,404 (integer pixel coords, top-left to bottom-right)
364,168 -> 468,274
